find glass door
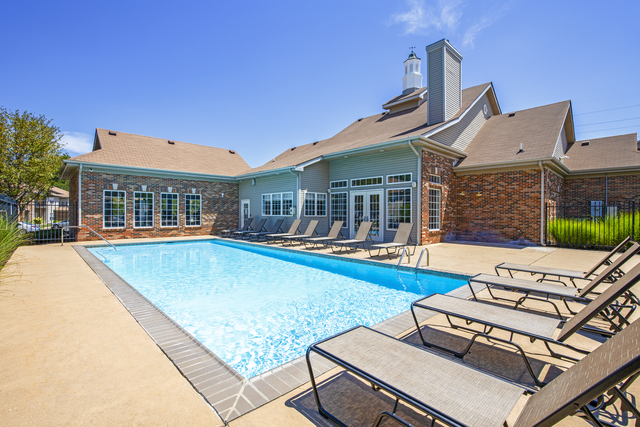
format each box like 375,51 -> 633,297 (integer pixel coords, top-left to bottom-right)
351,190 -> 383,242
241,199 -> 250,227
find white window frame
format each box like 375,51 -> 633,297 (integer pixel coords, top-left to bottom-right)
304,192 -> 327,217
386,187 -> 412,231
429,174 -> 441,185
330,191 -> 348,229
160,193 -> 179,228
429,189 -> 441,231
386,173 -> 412,185
133,191 -> 154,228
351,176 -> 383,187
185,194 -> 202,227
330,180 -> 348,189
262,192 -> 294,216
103,190 -> 126,229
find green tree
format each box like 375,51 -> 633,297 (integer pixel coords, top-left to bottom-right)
0,108 -> 66,214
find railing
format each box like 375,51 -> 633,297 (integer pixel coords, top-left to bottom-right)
396,247 -> 412,267
415,247 -> 429,269
61,225 -> 117,251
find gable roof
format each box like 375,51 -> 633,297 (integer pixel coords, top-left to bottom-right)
67,129 -> 251,176
248,83 -> 492,174
457,101 -> 571,168
563,134 -> 640,172
49,186 -> 69,198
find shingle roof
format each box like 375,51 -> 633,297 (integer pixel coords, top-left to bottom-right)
68,129 -> 251,176
49,186 -> 69,198
248,83 -> 491,174
563,134 -> 640,172
457,101 -> 571,168
382,86 -> 427,107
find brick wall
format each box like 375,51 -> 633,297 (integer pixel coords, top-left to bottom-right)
563,175 -> 640,205
75,171 -> 239,241
420,151 -> 454,244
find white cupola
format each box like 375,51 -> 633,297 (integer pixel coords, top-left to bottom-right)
402,50 -> 423,95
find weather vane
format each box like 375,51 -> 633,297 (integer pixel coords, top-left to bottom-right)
409,46 -> 416,52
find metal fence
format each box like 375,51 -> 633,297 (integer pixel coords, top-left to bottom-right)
19,201 -> 77,244
545,200 -> 638,249
0,194 -> 18,222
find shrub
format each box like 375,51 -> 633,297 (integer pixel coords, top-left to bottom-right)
0,216 -> 30,269
32,217 -> 43,225
548,212 -> 640,247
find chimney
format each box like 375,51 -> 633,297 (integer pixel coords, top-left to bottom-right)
426,39 -> 462,125
402,50 -> 422,95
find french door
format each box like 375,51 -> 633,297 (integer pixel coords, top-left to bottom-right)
241,199 -> 250,227
351,190 -> 383,242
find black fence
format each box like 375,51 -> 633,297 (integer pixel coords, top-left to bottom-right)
0,194 -> 18,222
19,201 -> 77,244
545,200 -> 638,250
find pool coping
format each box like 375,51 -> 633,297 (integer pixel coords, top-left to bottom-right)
74,239 -> 478,423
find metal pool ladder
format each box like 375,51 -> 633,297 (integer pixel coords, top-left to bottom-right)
61,225 -> 117,251
396,247 -> 429,270
415,247 -> 429,269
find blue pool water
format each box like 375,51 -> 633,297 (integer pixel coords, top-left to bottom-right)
89,240 -> 466,378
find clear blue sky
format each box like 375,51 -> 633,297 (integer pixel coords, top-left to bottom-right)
2,0 -> 638,167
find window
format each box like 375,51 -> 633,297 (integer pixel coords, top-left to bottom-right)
262,192 -> 293,216
429,174 -> 441,185
351,176 -> 383,187
387,173 -> 412,185
134,192 -> 153,228
429,189 -> 441,231
185,194 -> 201,226
330,192 -> 348,228
387,188 -> 411,230
330,180 -> 348,189
103,190 -> 125,229
161,193 -> 179,227
304,192 -> 327,216
591,201 -> 603,218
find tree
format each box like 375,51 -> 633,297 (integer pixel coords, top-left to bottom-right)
0,108 -> 66,214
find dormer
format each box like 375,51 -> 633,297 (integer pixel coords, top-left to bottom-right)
382,50 -> 427,114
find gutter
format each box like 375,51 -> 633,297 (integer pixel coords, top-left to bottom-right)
454,157 -> 570,176
539,161 -> 545,246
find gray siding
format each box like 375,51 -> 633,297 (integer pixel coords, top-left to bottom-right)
300,161 -> 330,235
445,49 -> 461,120
553,124 -> 568,159
430,92 -> 494,152
428,48 -> 444,125
238,173 -> 297,231
329,147 -> 420,243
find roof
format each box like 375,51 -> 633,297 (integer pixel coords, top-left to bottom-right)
457,101 -> 571,168
49,186 -> 69,198
563,134 -> 640,172
248,83 -> 492,174
67,129 -> 251,176
383,86 -> 427,108
404,51 -> 420,62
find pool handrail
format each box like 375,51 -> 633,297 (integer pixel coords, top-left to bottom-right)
415,247 -> 429,269
61,225 -> 117,251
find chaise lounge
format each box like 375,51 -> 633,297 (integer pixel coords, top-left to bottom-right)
246,218 -> 284,242
367,222 -> 415,259
303,221 -> 344,249
233,218 -> 266,239
281,220 -> 319,246
331,221 -> 373,253
264,219 -> 302,244
220,217 -> 255,238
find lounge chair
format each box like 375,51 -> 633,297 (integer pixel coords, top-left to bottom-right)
232,218 -> 266,239
368,222 -> 415,259
246,218 -> 284,241
495,235 -> 634,287
468,242 -> 640,317
306,318 -> 640,427
281,220 -> 319,246
410,261 -> 640,386
331,221 -> 373,253
264,219 -> 302,244
220,217 -> 255,238
304,221 -> 344,249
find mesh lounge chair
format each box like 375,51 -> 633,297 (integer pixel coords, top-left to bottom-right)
468,242 -> 640,317
264,219 -> 301,244
411,262 -> 640,386
368,223 -> 416,259
306,319 -> 640,427
233,218 -> 266,239
246,218 -> 284,241
304,221 -> 344,249
495,235 -> 633,287
281,220 -> 319,246
220,217 -> 255,238
331,221 -> 373,253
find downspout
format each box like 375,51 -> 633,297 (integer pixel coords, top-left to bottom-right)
539,161 -> 545,246
408,140 -> 422,245
78,164 -> 83,227
605,173 -> 608,207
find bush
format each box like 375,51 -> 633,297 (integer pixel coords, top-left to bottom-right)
0,217 -> 30,269
548,212 -> 640,247
32,217 -> 43,225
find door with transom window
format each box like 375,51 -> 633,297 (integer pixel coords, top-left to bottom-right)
351,190 -> 383,242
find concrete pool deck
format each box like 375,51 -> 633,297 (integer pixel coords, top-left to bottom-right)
1,236 -> 638,426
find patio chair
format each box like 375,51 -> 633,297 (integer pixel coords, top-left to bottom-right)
410,261 -> 640,386
304,221 -> 344,249
306,318 -> 640,427
281,220 -> 319,246
264,219 -> 302,244
220,217 -> 254,238
495,235 -> 634,287
232,218 -> 266,239
331,221 -> 373,253
246,218 -> 284,241
367,222 -> 415,259
468,242 -> 640,317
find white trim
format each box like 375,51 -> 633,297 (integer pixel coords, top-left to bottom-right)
386,187 -> 412,231
351,190 -> 384,242
304,192 -> 327,217
329,191 -> 348,229
386,173 -> 412,185
382,87 -> 428,109
423,84 -> 493,137
240,199 -> 250,227
160,192 -> 179,228
262,192 -> 294,216
185,193 -> 202,227
428,188 -> 441,231
351,176 -> 383,187
133,191 -> 154,229
329,180 -> 348,189
294,156 -> 323,171
102,189 -> 126,229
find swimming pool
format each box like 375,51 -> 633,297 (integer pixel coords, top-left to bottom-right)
89,240 -> 466,378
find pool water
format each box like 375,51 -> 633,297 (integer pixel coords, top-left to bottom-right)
90,240 -> 465,378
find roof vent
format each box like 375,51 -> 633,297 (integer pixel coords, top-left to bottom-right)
229,150 -> 236,154
581,141 -> 590,146
358,118 -> 363,122
290,147 -> 296,151
168,140 -> 175,145
313,141 -> 319,146
508,113 -> 516,118
108,131 -> 117,136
